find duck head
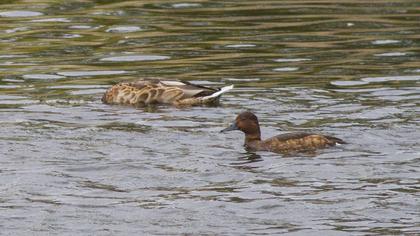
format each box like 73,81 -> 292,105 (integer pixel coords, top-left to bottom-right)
221,111 -> 261,141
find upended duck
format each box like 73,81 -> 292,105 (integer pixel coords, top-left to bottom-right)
102,79 -> 234,106
221,111 -> 346,153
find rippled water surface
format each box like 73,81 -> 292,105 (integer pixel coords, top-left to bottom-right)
1,1 -> 419,235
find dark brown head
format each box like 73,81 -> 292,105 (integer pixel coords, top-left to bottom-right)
221,111 -> 261,141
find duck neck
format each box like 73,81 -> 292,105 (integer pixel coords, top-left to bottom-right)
245,133 -> 261,144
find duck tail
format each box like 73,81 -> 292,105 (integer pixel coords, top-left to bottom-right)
325,135 -> 347,145
202,85 -> 234,100
175,85 -> 233,106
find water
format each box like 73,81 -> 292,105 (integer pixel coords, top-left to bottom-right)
0,1 -> 419,235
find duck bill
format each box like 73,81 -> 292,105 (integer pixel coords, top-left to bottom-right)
221,122 -> 239,133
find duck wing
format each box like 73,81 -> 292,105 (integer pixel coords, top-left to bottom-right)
159,80 -> 216,98
124,79 -> 158,89
264,132 -> 345,151
117,79 -> 209,98
271,132 -> 314,142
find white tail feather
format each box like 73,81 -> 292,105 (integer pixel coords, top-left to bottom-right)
203,85 -> 234,99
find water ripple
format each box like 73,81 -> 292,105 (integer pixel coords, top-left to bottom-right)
100,55 -> 170,62
57,71 -> 128,77
22,74 -> 65,80
0,11 -> 43,17
105,26 -> 142,33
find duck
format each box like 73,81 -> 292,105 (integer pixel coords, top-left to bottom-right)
221,111 -> 346,153
102,78 -> 234,106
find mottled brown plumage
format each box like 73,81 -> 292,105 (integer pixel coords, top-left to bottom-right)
102,79 -> 233,106
221,111 -> 346,153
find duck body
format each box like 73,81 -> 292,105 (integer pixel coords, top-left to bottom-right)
221,112 -> 345,153
102,79 -> 233,106
245,132 -> 345,153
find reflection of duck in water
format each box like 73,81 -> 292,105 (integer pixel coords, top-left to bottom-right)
102,79 -> 233,106
221,111 -> 346,153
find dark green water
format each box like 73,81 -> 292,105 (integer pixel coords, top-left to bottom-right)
0,1 -> 419,235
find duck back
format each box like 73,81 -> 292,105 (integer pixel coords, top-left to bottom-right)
260,132 -> 345,153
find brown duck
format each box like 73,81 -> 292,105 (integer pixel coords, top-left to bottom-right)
221,111 -> 346,153
102,79 -> 234,106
